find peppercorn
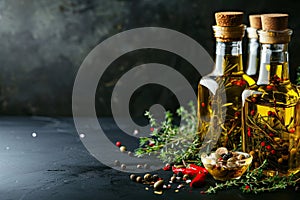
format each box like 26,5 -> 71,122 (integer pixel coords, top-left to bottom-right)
152,174 -> 159,182
120,146 -> 126,152
144,164 -> 150,169
271,149 -> 276,154
269,133 -> 275,137
289,128 -> 296,133
136,176 -> 143,183
170,176 -> 176,183
127,151 -> 133,157
183,174 -> 189,181
268,111 -> 273,116
216,147 -> 228,156
116,141 -> 121,147
154,180 -> 164,190
137,164 -> 143,169
130,174 -> 136,181
148,141 -> 155,147
144,173 -> 152,182
114,160 -> 120,166
235,80 -> 242,86
234,112 -> 240,118
121,164 -> 126,170
247,128 -> 252,137
266,85 -> 273,90
222,152 -> 233,160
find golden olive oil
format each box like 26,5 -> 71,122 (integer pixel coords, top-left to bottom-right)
243,62 -> 300,174
198,54 -> 255,151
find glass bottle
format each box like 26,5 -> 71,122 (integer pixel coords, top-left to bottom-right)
245,15 -> 261,81
246,28 -> 260,80
198,17 -> 255,152
242,28 -> 300,175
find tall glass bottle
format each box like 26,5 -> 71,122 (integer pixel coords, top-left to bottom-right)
242,14 -> 300,175
245,15 -> 261,81
198,12 -> 255,152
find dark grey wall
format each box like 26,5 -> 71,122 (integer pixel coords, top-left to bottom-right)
0,0 -> 299,116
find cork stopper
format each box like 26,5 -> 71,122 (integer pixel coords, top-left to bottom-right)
261,14 -> 288,31
215,12 -> 244,26
249,15 -> 262,29
259,13 -> 291,44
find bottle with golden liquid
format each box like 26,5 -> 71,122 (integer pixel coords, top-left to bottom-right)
242,14 -> 300,175
245,15 -> 261,81
198,12 -> 255,152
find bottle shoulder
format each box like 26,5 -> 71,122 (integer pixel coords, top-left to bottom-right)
199,72 -> 255,87
243,82 -> 300,105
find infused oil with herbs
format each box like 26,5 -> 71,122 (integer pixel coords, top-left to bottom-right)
198,12 -> 255,152
242,14 -> 300,174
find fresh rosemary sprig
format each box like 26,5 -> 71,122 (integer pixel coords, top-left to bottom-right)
134,102 -> 201,164
204,160 -> 300,194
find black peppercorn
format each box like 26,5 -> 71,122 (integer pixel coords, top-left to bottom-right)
152,174 -> 159,182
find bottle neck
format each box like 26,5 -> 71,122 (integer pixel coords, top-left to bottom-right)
246,38 -> 260,76
213,41 -> 243,76
257,43 -> 290,85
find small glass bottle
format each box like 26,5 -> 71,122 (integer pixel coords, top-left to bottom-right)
242,14 -> 300,175
245,15 -> 261,81
198,12 -> 255,152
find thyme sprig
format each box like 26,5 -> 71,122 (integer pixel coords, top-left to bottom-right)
204,160 -> 300,194
134,102 -> 201,164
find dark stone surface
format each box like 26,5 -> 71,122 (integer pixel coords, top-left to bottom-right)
0,117 -> 298,200
0,0 -> 300,116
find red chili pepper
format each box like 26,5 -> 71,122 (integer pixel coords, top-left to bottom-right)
172,164 -> 207,187
172,166 -> 186,174
172,164 -> 206,176
189,164 -> 207,173
163,164 -> 171,171
190,171 -> 207,187
183,168 -> 201,177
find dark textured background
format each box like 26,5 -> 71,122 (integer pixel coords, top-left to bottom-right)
0,0 -> 299,117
